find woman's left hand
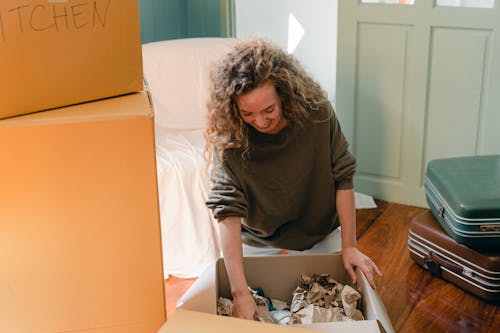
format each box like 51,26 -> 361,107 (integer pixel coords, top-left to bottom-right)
342,246 -> 382,289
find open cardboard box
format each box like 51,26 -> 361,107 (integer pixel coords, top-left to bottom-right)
160,254 -> 394,333
0,92 -> 166,333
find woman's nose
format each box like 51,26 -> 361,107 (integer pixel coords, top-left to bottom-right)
255,113 -> 267,126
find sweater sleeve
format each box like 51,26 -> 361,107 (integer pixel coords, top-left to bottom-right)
205,150 -> 248,221
329,105 -> 356,190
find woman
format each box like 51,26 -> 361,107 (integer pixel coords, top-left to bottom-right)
205,38 -> 381,320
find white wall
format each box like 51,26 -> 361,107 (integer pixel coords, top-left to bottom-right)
234,0 -> 338,106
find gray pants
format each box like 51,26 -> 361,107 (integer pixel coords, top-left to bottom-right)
242,227 -> 342,256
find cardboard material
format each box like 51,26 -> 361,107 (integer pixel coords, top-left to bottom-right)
163,309 -> 328,333
0,92 -> 166,333
160,254 -> 394,333
0,0 -> 143,119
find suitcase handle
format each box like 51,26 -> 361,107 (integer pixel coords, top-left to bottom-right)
424,251 -> 462,276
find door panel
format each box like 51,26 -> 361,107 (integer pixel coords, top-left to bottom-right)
356,23 -> 411,179
424,28 -> 488,161
338,0 -> 500,207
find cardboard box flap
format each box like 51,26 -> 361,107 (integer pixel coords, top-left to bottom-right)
160,309 -> 329,333
176,262 -> 218,313
355,269 -> 393,333
0,92 -> 152,128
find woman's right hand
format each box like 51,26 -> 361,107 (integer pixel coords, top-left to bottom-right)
218,217 -> 258,320
232,289 -> 258,320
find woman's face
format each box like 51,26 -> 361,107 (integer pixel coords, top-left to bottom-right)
236,81 -> 288,134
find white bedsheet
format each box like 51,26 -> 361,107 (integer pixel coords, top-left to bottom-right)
142,38 -> 236,279
155,127 -> 221,278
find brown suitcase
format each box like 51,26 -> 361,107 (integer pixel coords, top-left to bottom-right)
408,211 -> 500,303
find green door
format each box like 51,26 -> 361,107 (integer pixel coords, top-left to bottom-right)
337,0 -> 500,207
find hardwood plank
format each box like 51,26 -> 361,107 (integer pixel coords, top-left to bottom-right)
356,199 -> 391,239
401,271 -> 500,333
357,203 -> 427,329
357,203 -> 500,333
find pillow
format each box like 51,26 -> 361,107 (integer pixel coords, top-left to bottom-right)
142,38 -> 236,129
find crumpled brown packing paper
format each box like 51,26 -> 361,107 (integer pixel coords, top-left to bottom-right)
217,297 -> 233,317
341,284 -> 364,320
216,273 -> 363,325
290,273 -> 364,324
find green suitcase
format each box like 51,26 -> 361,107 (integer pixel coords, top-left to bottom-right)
424,155 -> 500,249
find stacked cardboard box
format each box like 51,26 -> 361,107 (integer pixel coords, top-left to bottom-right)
0,0 -> 143,118
0,1 -> 166,332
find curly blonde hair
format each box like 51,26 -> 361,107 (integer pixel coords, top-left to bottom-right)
205,38 -> 329,162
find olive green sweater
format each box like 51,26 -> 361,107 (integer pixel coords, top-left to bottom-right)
206,103 -> 356,250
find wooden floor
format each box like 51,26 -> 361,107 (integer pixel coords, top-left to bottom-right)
165,200 -> 500,332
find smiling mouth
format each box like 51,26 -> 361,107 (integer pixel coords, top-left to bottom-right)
257,121 -> 271,129
257,125 -> 271,132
